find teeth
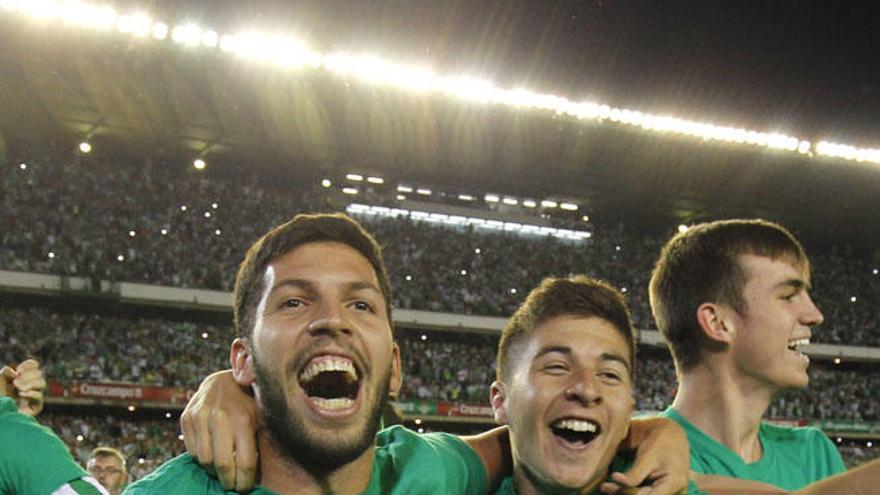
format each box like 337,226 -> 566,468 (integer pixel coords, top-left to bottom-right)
553,419 -> 597,433
299,356 -> 358,383
312,397 -> 354,410
788,338 -> 810,350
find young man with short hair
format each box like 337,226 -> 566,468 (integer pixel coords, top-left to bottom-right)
649,219 -> 845,490
489,276 -> 639,494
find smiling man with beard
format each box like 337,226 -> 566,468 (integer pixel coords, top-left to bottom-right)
126,213 -> 488,494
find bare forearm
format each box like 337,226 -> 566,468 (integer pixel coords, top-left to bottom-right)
794,459 -> 879,495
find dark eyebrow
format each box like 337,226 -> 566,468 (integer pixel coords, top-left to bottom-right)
534,346 -> 631,374
600,352 -> 631,374
270,279 -> 382,297
270,278 -> 317,295
534,345 -> 572,361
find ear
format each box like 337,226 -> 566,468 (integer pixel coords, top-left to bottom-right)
490,380 -> 509,425
388,343 -> 402,397
696,302 -> 734,344
230,337 -> 257,386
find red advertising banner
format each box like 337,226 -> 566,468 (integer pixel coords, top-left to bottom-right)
436,402 -> 494,418
48,380 -> 193,404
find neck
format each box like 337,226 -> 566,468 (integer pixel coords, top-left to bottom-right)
512,463 -> 603,495
672,362 -> 775,463
257,431 -> 376,495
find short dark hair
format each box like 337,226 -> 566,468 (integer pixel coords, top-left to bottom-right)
496,276 -> 636,381
649,219 -> 808,372
233,213 -> 392,338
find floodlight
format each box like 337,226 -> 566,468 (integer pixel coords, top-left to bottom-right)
151,22 -> 168,40
559,203 -> 578,211
342,187 -> 358,195
193,158 -> 206,170
502,197 -> 518,206
78,141 -> 92,153
367,176 -> 384,184
201,30 -> 218,48
416,188 -> 431,195
346,173 -> 364,181
321,179 -> 332,188
484,194 -> 500,203
522,200 -> 537,208
458,194 -> 474,201
541,200 -> 557,208
678,224 -> 689,233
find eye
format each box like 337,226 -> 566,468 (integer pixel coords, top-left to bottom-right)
352,300 -> 374,312
599,371 -> 623,382
542,363 -> 568,374
280,298 -> 303,309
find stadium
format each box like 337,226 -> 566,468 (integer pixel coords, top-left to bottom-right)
0,0 -> 877,492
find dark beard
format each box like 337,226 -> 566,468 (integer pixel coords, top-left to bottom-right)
253,355 -> 390,476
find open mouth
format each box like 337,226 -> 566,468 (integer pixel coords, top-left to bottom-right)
550,418 -> 601,447
298,355 -> 361,411
787,338 -> 809,351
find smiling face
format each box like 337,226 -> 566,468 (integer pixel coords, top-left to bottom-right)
231,241 -> 400,473
723,254 -> 823,392
492,315 -> 634,494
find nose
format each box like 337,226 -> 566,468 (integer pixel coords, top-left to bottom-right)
307,303 -> 350,337
801,293 -> 824,327
563,372 -> 602,406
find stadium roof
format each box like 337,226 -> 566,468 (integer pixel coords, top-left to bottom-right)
1,1 -> 878,250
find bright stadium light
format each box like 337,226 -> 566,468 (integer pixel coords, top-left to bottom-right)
397,185 -> 413,193
416,188 -> 431,195
367,176 -> 384,184
172,23 -> 203,46
678,224 -> 689,233
196,29 -> 217,48
342,187 -> 358,195
484,194 -> 500,203
193,158 -> 206,170
541,200 -> 558,208
78,141 -> 92,153
8,2 -> 880,163
116,13 -> 151,37
458,194 -> 474,201
396,194 -> 405,200
522,200 -> 537,208
151,21 -> 168,40
560,202 -> 578,211
346,173 -> 364,181
502,197 -> 518,205
321,178 -> 332,188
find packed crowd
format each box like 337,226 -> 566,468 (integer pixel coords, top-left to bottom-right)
3,304 -> 876,422
40,411 -> 184,482
2,150 -> 879,346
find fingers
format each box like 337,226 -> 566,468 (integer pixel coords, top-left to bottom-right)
606,470 -> 688,495
211,410 -> 237,490
232,413 -> 258,492
0,366 -> 17,397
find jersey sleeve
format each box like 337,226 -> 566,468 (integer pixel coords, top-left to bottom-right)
0,404 -> 96,495
422,432 -> 488,495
